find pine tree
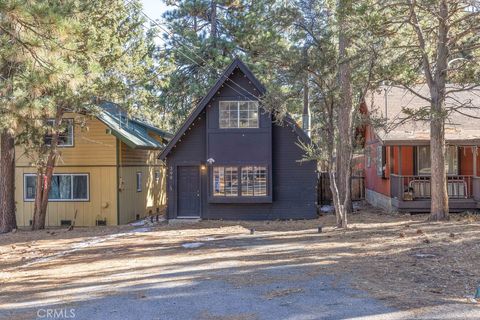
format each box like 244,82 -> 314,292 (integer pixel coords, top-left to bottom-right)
378,0 -> 480,221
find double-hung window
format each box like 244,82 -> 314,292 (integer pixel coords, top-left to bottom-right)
219,101 -> 259,128
24,173 -> 89,201
44,119 -> 74,147
213,166 -> 267,197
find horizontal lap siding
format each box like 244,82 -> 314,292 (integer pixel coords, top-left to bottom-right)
165,113 -> 206,218
202,123 -> 317,220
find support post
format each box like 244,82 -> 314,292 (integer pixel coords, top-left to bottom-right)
474,146 -> 477,177
398,146 -> 403,200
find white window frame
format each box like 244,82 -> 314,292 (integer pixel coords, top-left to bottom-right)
219,101 -> 259,129
24,173 -> 89,202
136,172 -> 142,192
45,118 -> 74,147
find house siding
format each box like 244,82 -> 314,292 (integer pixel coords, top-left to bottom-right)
118,140 -> 167,224
165,64 -> 317,220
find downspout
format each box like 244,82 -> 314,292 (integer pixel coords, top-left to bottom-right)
116,138 -> 120,225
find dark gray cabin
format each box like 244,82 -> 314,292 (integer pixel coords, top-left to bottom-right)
159,59 -> 317,220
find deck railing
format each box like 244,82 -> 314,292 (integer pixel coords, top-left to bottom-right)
390,174 -> 474,200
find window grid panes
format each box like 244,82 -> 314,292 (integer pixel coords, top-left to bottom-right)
24,174 -> 89,201
219,101 -> 259,128
214,166 -> 267,197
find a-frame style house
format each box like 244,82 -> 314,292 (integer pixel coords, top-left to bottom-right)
159,58 -> 318,220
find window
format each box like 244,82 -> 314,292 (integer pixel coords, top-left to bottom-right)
416,146 -> 458,175
24,174 -> 89,201
136,172 -> 142,192
155,170 -> 161,184
241,166 -> 267,196
213,166 -> 267,197
44,119 -> 74,147
376,145 -> 386,177
213,167 -> 238,196
219,101 -> 259,128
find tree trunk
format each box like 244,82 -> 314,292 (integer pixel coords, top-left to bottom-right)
210,1 -> 217,46
429,0 -> 449,221
32,111 -> 63,230
335,0 -> 353,228
0,129 -> 17,233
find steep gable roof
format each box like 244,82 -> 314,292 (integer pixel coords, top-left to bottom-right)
159,58 -> 312,160
159,58 -> 264,160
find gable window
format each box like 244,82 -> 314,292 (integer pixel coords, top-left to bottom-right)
45,119 -> 74,147
24,173 -> 89,201
417,145 -> 458,175
213,166 -> 267,197
219,101 -> 259,128
136,172 -> 142,192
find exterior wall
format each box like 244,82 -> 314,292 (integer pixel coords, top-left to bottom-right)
16,113 -> 117,167
459,146 -> 480,176
165,67 -> 317,220
364,124 -> 391,196
366,189 -> 394,213
118,140 -> 166,224
15,115 -> 119,227
15,166 -> 117,227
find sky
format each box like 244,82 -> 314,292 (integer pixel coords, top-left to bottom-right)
139,0 -> 172,21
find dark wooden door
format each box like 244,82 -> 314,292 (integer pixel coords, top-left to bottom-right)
177,166 -> 200,217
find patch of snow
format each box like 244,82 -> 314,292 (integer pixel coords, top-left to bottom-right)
414,253 -> 437,258
199,237 -> 215,241
129,221 -> 145,226
132,227 -> 152,233
20,227 -> 152,268
320,205 -> 335,213
182,242 -> 204,249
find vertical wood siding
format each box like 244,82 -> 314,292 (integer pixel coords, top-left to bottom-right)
15,166 -> 117,227
118,139 -> 167,224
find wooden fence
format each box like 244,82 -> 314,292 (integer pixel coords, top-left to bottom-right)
318,172 -> 365,205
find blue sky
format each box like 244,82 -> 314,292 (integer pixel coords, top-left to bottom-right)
140,0 -> 172,21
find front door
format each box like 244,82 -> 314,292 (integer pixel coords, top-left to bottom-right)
177,166 -> 200,217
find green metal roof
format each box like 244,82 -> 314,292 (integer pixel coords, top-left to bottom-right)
96,101 -> 171,150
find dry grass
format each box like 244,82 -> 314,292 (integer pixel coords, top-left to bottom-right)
1,206 -> 479,311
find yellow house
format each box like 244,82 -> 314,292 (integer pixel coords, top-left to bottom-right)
15,102 -> 171,227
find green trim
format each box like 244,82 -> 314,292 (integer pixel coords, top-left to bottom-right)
116,138 -> 120,225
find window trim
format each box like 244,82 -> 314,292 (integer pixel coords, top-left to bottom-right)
416,145 -> 459,176
136,172 -> 142,192
219,101 -> 259,129
23,173 -> 90,202
45,118 -> 75,148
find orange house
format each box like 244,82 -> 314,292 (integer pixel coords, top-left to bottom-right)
363,86 -> 480,212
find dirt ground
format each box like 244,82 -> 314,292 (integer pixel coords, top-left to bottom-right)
1,206 -> 479,318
